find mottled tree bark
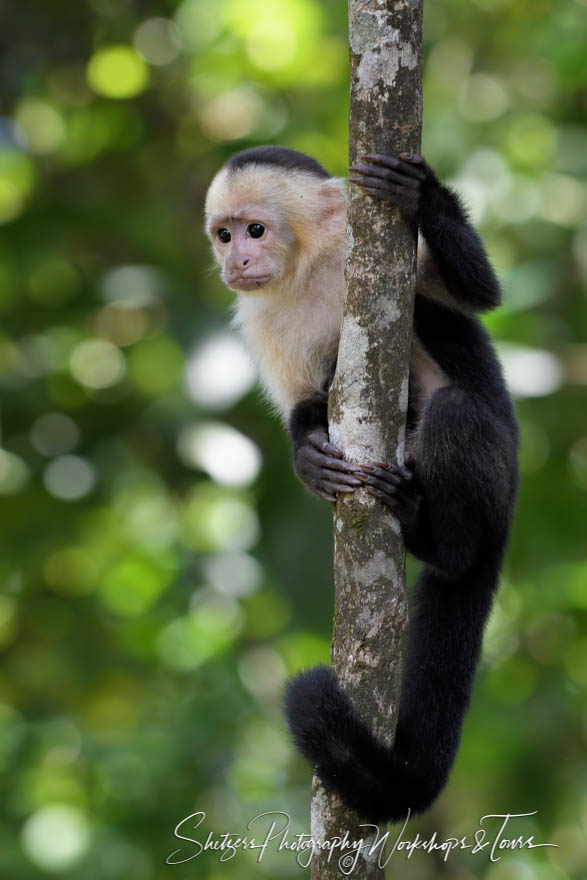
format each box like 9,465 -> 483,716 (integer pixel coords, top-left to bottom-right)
309,2 -> 423,877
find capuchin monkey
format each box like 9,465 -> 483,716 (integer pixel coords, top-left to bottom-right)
205,146 -> 519,822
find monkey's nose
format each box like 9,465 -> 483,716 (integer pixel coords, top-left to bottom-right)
241,257 -> 250,268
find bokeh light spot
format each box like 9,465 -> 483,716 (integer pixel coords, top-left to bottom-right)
70,339 -> 126,389
157,594 -> 242,671
246,20 -> 298,71
31,413 -> 80,456
459,73 -> 509,122
174,0 -> 224,50
505,113 -> 556,170
15,99 -> 66,155
0,150 -> 36,224
180,485 -> 260,552
134,18 -> 182,66
238,646 -> 286,698
100,264 -> 164,307
498,345 -> 563,398
87,46 -> 149,99
540,174 -> 587,226
116,489 -> 178,548
128,337 -> 184,395
203,552 -> 262,597
177,422 -> 261,488
99,555 -> 175,616
92,305 -> 152,347
185,333 -> 256,410
426,37 -> 473,88
0,449 -> 30,494
199,88 -> 266,142
43,455 -> 96,501
21,804 -> 91,873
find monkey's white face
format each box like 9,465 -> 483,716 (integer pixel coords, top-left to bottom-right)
205,163 -> 347,299
208,210 -> 291,293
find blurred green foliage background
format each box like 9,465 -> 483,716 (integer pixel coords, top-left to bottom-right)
0,0 -> 586,877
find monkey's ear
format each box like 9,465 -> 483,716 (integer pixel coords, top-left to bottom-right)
318,179 -> 347,228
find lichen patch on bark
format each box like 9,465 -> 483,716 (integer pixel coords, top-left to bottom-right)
310,786 -> 328,843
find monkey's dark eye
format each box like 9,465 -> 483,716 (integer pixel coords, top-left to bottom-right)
248,223 -> 265,239
217,228 -> 231,243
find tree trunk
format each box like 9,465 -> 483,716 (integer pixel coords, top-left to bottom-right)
309,2 -> 423,877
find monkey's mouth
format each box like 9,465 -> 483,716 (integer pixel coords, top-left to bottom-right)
227,275 -> 272,292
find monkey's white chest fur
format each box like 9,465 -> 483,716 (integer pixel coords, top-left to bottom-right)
233,260 -> 344,420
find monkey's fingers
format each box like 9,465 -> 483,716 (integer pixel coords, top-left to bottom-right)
349,177 -> 420,212
316,490 -> 336,503
362,153 -> 427,181
358,462 -> 421,519
362,477 -> 414,504
399,152 -> 425,165
306,432 -> 360,473
349,175 -> 394,195
306,429 -> 345,459
349,164 -> 420,188
358,464 -> 417,497
360,464 -> 398,480
366,462 -> 414,482
349,180 -> 393,201
304,451 -> 362,484
320,474 -> 358,494
323,460 -> 362,477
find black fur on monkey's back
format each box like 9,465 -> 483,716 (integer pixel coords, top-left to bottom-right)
283,156 -> 519,822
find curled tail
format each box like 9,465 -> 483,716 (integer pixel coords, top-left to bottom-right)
284,562 -> 499,822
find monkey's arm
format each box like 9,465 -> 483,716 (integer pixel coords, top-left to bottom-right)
349,153 -> 500,313
289,393 -> 362,502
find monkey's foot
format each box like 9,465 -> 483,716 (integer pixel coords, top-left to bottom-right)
294,429 -> 362,503
348,153 -> 432,220
357,462 -> 421,530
